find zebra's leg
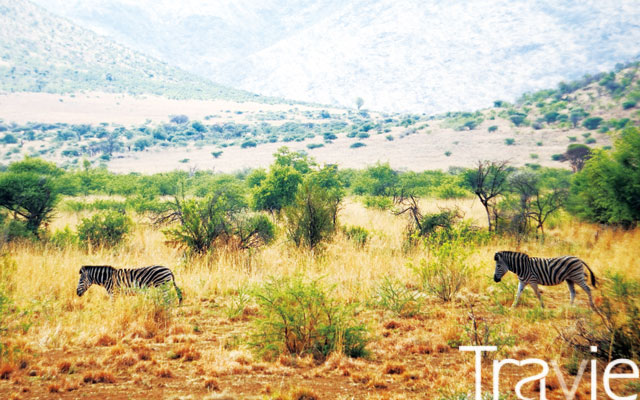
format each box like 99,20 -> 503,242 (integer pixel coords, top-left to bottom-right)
513,281 -> 527,307
530,282 -> 544,308
567,280 -> 576,304
577,281 -> 597,310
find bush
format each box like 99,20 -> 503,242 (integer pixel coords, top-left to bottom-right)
1,134 -> 18,144
408,239 -> 473,302
241,140 -> 257,148
560,272 -> 640,361
350,142 -> 366,149
342,225 -> 369,248
362,195 -> 393,210
161,191 -> 274,254
373,277 -> 423,317
49,226 -> 78,248
251,276 -> 369,360
436,183 -> 469,199
0,219 -> 34,243
488,125 -> 498,132
77,211 -> 132,248
284,181 -> 338,250
622,100 -> 637,110
582,117 -> 603,130
504,138 -> 515,146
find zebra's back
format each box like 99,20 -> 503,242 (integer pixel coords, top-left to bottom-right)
117,265 -> 175,288
529,256 -> 587,286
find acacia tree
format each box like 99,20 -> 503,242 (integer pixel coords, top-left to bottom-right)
465,160 -> 510,231
506,170 -> 569,237
560,144 -> 591,172
0,158 -> 62,236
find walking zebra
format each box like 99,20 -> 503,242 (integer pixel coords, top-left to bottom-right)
493,251 -> 597,309
77,265 -> 182,303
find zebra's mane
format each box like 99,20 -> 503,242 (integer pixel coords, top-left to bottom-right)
80,265 -> 116,273
495,251 -> 530,260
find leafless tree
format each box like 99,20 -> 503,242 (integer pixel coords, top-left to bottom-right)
466,160 -> 510,232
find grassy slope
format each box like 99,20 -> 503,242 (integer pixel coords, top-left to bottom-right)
0,0 -> 267,102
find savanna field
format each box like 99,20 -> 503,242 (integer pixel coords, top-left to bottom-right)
1,149 -> 639,400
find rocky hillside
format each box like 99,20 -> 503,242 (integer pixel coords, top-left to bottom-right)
32,0 -> 640,113
0,0 -> 262,102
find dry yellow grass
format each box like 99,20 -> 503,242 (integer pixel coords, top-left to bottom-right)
1,197 -> 639,398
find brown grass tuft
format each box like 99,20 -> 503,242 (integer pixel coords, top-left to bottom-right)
115,354 -> 138,368
155,367 -> 173,378
383,362 -> 406,375
48,382 -> 61,393
169,345 -> 201,361
384,320 -> 402,330
96,334 -> 117,347
289,387 -> 321,400
57,361 -> 72,374
83,370 -> 116,384
203,377 -> 220,391
0,363 -> 15,379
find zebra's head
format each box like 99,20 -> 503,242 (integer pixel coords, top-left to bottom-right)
77,266 -> 91,296
493,252 -> 510,283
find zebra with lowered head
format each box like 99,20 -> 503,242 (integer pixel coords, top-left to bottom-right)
493,251 -> 597,309
77,265 -> 182,303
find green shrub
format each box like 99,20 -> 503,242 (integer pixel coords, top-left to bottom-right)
444,151 -> 452,157
211,151 -> 223,158
561,272 -> 640,361
251,276 -> 369,360
582,117 -> 603,130
284,181 -> 338,250
385,135 -> 394,141
568,136 -> 577,142
504,138 -> 515,145
622,100 -> 636,110
342,225 -> 369,248
77,211 -> 132,248
436,183 -> 469,199
488,125 -> 498,132
373,277 -> 423,317
241,140 -> 257,148
362,195 -> 393,210
162,192 -> 274,254
585,138 -> 596,144
49,226 -> 78,248
350,142 -> 366,149
306,143 -> 324,149
551,154 -> 564,161
0,219 -> 34,243
408,239 -> 473,302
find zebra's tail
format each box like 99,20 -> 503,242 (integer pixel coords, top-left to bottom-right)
583,261 -> 597,288
172,275 -> 183,304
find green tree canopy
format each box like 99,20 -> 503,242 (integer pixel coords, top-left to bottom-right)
569,127 -> 640,227
0,158 -> 62,234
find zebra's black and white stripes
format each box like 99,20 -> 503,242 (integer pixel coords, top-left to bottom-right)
493,251 -> 597,309
77,265 -> 183,303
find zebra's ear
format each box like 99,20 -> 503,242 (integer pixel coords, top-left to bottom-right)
494,253 -> 499,261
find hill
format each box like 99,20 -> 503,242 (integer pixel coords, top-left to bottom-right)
31,0 -> 640,113
0,0 -> 264,102
0,62 -> 637,173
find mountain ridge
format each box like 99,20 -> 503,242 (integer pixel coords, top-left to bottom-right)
30,0 -> 640,113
